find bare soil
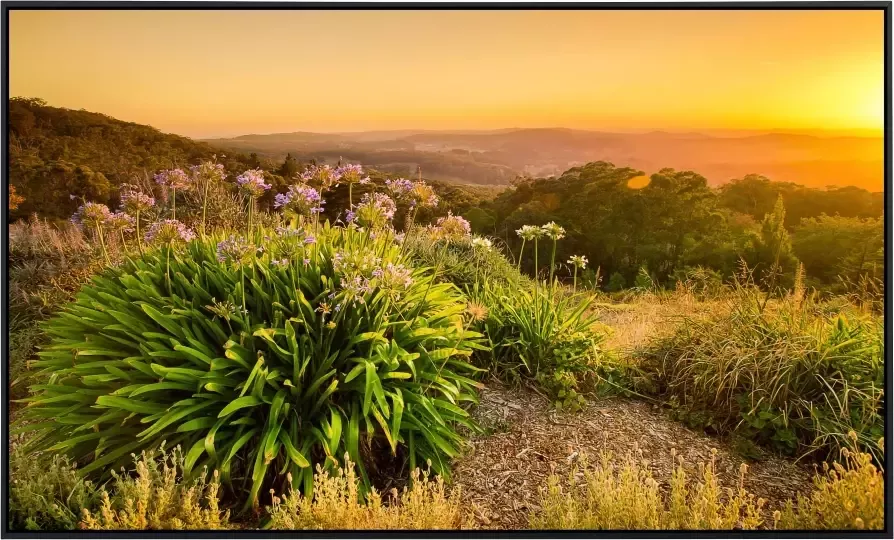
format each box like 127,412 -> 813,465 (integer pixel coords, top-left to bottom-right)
452,381 -> 815,530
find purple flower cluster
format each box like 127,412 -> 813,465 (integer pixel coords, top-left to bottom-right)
70,202 -> 113,229
351,192 -> 396,228
274,184 -> 324,216
154,169 -> 190,189
386,178 -> 438,209
434,212 -> 472,240
236,169 -> 272,198
120,190 -> 155,214
271,258 -> 290,268
106,212 -> 136,233
300,164 -> 340,191
189,161 -> 226,183
410,181 -> 439,209
334,163 -> 369,185
216,235 -> 256,264
384,178 -> 414,198
377,262 -> 414,290
144,219 -> 195,244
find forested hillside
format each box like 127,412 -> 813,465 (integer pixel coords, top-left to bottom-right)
6,99 -> 501,222
7,98 -> 259,220
468,162 -> 883,291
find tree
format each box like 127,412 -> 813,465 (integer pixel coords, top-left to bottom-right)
277,153 -> 300,179
793,215 -> 883,284
8,185 -> 24,211
747,195 -> 799,289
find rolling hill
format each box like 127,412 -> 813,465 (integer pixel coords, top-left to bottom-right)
205,127 -> 883,190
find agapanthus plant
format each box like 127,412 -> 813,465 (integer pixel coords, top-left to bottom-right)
432,212 -> 471,242
409,181 -> 439,210
568,255 -> 589,291
541,221 -> 567,283
471,236 -> 493,250
349,192 -> 396,229
120,189 -> 156,254
275,184 -> 325,226
237,169 -> 272,234
106,212 -> 136,250
190,160 -> 227,236
300,164 -> 341,192
334,163 -> 369,207
19,225 -> 484,510
385,177 -> 413,197
154,169 -> 190,220
71,202 -> 113,264
216,235 -> 257,265
144,219 -> 196,245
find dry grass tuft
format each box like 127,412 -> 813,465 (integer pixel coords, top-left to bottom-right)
530,449 -> 764,530
80,447 -> 230,530
266,456 -> 467,530
774,437 -> 884,530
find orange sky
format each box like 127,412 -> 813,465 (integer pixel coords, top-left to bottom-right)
8,9 -> 885,138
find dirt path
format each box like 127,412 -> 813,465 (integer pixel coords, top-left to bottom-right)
452,382 -> 815,529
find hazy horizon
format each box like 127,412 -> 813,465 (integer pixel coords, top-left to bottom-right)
10,10 -> 883,139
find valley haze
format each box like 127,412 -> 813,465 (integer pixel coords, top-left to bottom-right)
202,126 -> 883,191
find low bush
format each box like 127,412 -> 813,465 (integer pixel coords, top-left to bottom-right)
9,218 -> 105,322
774,437 -> 884,530
80,446 -> 231,530
640,283 -> 883,461
19,224 -> 484,510
470,281 -> 625,410
530,449 -> 765,530
404,231 -> 524,289
266,455 -> 465,529
8,443 -> 100,531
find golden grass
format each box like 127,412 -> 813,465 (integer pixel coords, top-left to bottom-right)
266,457 -> 467,530
774,438 -> 884,530
530,449 -> 764,530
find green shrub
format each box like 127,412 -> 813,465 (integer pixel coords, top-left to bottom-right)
640,284 -> 883,461
80,446 -> 230,530
671,265 -> 724,298
530,450 -> 764,530
404,232 -> 524,290
633,266 -> 654,290
8,443 -> 100,531
470,282 -> 620,409
472,282 -> 596,377
19,224 -> 484,510
266,455 -> 465,529
606,272 -> 626,292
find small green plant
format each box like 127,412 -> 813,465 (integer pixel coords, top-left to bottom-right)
266,455 -> 465,529
404,232 -> 524,290
606,272 -> 626,292
633,266 -> 654,290
8,443 -> 100,531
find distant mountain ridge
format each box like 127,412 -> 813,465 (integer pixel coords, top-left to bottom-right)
204,127 -> 883,190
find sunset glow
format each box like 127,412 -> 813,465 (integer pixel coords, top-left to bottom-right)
9,9 -> 885,138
